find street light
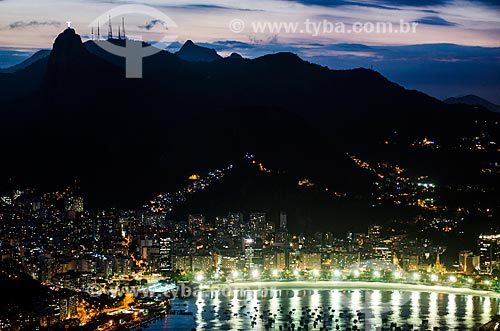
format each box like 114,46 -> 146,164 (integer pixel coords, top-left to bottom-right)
196,273 -> 204,282
352,269 -> 360,278
373,271 -> 381,279
313,269 -> 320,277
272,269 -> 279,277
232,270 -> 239,278
393,271 -> 401,279
252,269 -> 259,279
333,269 -> 341,278
430,274 -> 439,282
412,272 -> 420,281
449,275 -> 457,283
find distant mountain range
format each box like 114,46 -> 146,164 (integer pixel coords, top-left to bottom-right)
444,95 -> 500,113
0,38 -> 235,75
0,28 -> 499,232
0,49 -> 50,74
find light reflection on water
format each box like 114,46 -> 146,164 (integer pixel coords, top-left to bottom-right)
147,289 -> 500,331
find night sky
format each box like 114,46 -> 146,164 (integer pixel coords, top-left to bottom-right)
0,0 -> 499,102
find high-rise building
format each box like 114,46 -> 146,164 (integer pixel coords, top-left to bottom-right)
188,214 -> 204,236
478,233 -> 500,273
227,212 -> 244,237
263,253 -> 277,270
172,255 -> 191,272
242,238 -> 255,270
192,254 -> 214,272
300,253 -> 321,270
279,211 -> 287,231
159,236 -> 173,272
249,212 -> 266,236
368,225 -> 382,240
372,245 -> 392,263
323,232 -> 334,247
276,252 -> 288,270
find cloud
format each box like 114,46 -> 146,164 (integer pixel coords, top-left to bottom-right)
7,20 -> 61,29
289,0 -> 500,8
288,0 -> 400,10
206,40 -> 257,49
415,16 -> 456,26
179,4 -> 259,12
138,19 -> 167,31
376,0 -> 500,7
375,0 -> 450,5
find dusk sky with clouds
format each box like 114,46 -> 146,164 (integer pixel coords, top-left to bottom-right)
0,0 -> 499,102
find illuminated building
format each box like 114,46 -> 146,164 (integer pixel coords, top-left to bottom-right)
159,236 -> 173,272
249,212 -> 266,238
192,254 -> 214,272
188,214 -> 204,236
172,255 -> 191,272
478,233 -> 500,273
276,252 -> 287,270
263,253 -> 277,270
459,251 -> 480,275
300,253 -> 322,270
279,211 -> 287,231
367,225 -> 382,241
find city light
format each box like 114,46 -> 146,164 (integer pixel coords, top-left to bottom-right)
2,16 -> 500,331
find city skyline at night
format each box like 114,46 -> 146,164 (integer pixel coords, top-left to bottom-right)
1,0 -> 500,330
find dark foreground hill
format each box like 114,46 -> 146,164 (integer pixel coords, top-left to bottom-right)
0,28 -> 498,229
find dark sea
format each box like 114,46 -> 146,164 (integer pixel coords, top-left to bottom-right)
145,288 -> 500,330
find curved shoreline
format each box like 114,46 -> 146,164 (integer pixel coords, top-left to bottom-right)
202,280 -> 500,298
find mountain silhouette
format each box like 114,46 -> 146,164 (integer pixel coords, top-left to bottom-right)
0,29 -> 499,231
175,40 -> 222,62
228,52 -> 244,60
445,94 -> 500,113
